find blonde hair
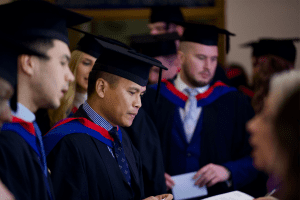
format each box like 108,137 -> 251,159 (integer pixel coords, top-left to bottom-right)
47,50 -> 85,127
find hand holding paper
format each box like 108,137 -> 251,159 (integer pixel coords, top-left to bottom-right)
193,163 -> 231,187
171,172 -> 208,200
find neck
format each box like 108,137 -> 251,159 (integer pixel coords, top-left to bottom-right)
87,97 -> 117,127
18,83 -> 38,113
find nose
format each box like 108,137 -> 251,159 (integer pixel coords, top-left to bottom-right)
246,116 -> 257,135
133,95 -> 142,109
66,67 -> 75,82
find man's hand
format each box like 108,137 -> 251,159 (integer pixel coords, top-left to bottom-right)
144,194 -> 173,200
193,163 -> 231,187
165,173 -> 175,190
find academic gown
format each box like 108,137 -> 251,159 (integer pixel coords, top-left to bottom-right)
44,106 -> 145,200
122,107 -> 166,197
141,79 -> 266,198
0,119 -> 54,200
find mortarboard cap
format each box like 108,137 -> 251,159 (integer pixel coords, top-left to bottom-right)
241,38 -> 299,63
0,31 -> 46,111
70,28 -> 167,93
130,33 -> 180,58
0,0 -> 92,45
150,6 -> 185,24
75,34 -> 104,59
180,23 -> 235,53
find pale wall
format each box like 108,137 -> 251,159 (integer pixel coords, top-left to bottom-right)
226,0 -> 300,82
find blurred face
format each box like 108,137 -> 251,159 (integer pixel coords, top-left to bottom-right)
148,54 -> 179,84
34,39 -> 74,109
0,78 -> 13,127
76,53 -> 96,93
247,95 -> 278,173
180,42 -> 218,87
103,78 -> 146,127
148,22 -> 177,35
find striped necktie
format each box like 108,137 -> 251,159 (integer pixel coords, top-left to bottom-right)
183,88 -> 198,143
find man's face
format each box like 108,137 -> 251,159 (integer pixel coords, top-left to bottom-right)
0,78 -> 13,127
34,39 -> 74,109
180,42 -> 218,87
103,77 -> 146,127
76,52 -> 96,93
148,54 -> 179,84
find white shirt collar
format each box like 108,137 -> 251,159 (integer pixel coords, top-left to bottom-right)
11,102 -> 36,122
174,73 -> 210,94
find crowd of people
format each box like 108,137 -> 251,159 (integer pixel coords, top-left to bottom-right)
0,1 -> 299,200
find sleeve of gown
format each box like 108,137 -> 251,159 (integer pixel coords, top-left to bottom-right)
47,134 -> 89,200
222,93 -> 258,190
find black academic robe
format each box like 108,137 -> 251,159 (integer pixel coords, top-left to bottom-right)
141,79 -> 266,198
0,126 -> 53,200
45,106 -> 145,200
123,107 -> 166,197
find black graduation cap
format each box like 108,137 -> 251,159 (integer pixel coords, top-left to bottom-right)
0,0 -> 92,45
180,23 -> 235,53
150,5 -> 185,24
70,28 -> 167,101
241,38 -> 300,63
130,33 -> 180,58
75,35 -> 104,59
0,31 -> 46,111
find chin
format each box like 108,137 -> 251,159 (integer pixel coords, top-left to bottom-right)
119,120 -> 133,127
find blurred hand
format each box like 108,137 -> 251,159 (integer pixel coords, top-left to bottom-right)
165,173 -> 175,190
193,163 -> 230,187
144,194 -> 173,200
155,193 -> 173,200
0,180 -> 15,200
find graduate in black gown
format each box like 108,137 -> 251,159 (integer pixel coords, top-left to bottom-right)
141,23 -> 266,198
0,1 -> 91,199
43,34 -> 173,200
0,30 -> 49,200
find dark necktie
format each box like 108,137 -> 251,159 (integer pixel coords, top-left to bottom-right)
109,127 -> 132,186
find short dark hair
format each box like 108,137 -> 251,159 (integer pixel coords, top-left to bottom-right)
87,70 -> 120,97
21,37 -> 54,60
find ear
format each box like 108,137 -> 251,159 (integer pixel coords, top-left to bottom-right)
176,25 -> 185,37
177,51 -> 185,67
18,54 -> 35,76
95,78 -> 106,98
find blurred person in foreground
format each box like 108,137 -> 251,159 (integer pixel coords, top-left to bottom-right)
247,70 -> 300,200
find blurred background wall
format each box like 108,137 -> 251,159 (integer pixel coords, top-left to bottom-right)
226,0 -> 300,83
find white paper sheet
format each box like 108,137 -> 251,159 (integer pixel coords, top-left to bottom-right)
171,171 -> 208,200
202,191 -> 254,200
